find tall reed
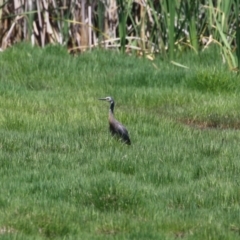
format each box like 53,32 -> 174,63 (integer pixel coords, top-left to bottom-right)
0,0 -> 238,69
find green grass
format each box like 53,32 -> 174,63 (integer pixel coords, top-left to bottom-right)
1,44 -> 240,239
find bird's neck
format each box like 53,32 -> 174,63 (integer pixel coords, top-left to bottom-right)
109,101 -> 114,114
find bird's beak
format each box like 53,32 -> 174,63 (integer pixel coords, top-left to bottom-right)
98,98 -> 107,101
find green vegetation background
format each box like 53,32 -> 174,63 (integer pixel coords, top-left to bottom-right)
1,44 -> 240,239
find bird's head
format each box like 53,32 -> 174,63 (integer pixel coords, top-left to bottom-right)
98,96 -> 114,103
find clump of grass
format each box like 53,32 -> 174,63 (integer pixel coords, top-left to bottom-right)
83,176 -> 143,212
186,68 -> 238,93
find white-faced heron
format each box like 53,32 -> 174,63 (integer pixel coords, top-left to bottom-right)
98,96 -> 131,145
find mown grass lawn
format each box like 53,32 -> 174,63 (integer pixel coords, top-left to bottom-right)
1,44 -> 240,239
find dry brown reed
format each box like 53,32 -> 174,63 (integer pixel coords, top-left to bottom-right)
0,0 -> 239,68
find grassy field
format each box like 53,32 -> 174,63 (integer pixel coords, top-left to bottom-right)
1,44 -> 240,239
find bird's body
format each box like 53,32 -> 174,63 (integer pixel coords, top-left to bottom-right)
99,96 -> 131,145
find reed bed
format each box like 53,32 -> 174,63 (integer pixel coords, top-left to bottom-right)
0,0 -> 239,69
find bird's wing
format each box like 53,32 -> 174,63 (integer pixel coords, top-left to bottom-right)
114,120 -> 129,135
109,119 -> 131,144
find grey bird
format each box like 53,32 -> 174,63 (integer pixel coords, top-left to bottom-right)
98,96 -> 131,145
